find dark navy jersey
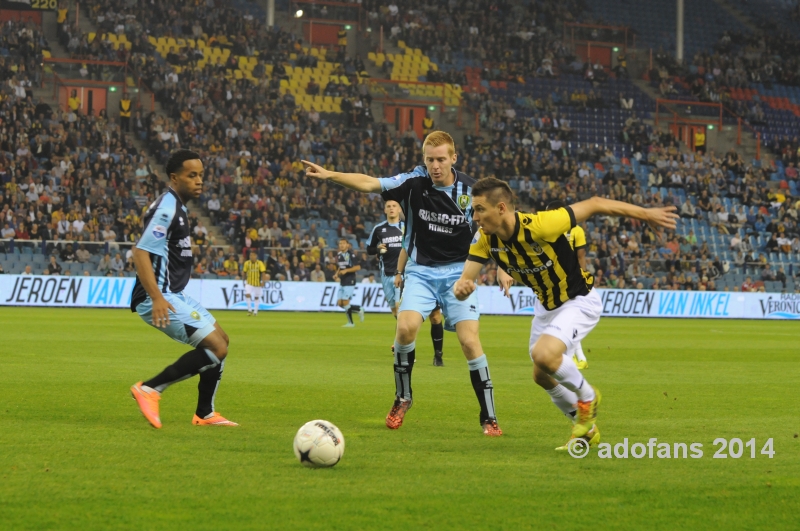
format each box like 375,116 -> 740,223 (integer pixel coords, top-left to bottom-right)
337,250 -> 356,286
130,188 -> 193,311
366,220 -> 404,276
379,166 -> 476,266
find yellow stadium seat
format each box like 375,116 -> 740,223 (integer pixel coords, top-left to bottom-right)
187,39 -> 195,48
176,38 -> 185,47
397,40 -> 406,49
368,52 -> 376,62
279,79 -> 289,88
234,70 -> 243,79
147,35 -> 157,45
42,49 -> 51,58
196,39 -> 206,48
122,42 -> 132,50
157,37 -> 167,47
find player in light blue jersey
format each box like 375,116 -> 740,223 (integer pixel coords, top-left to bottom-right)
129,150 -> 237,429
303,131 -> 502,437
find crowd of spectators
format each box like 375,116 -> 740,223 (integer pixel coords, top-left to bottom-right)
2,2 -> 799,292
364,0 -> 585,84
0,16 -> 168,276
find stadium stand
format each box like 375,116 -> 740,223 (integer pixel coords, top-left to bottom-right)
1,0 -> 798,292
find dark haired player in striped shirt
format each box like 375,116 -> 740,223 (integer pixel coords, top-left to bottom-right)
456,177 -> 677,450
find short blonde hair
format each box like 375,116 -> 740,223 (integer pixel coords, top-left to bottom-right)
422,130 -> 456,156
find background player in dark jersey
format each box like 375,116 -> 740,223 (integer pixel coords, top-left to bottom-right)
367,201 -> 445,366
336,238 -> 364,327
302,131 -> 502,437
129,150 -> 237,428
367,200 -> 405,318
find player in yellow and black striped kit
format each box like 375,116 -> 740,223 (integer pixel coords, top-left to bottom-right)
242,250 -> 266,316
454,178 -> 677,451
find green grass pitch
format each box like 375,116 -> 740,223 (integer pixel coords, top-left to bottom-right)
1,308 -> 798,530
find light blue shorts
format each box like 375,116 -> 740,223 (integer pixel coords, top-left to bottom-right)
337,285 -> 355,301
399,261 -> 479,327
381,273 -> 398,307
136,291 -> 216,347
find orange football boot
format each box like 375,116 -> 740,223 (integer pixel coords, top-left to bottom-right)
385,399 -> 412,429
131,382 -> 162,429
192,412 -> 239,426
482,419 -> 503,437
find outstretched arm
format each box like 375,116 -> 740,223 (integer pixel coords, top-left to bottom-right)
302,160 -> 381,193
570,196 -> 679,231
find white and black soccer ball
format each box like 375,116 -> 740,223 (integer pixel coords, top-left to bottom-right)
293,420 -> 345,468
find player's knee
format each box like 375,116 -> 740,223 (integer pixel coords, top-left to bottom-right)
530,347 -> 560,372
532,367 -> 553,387
207,342 -> 228,361
429,313 -> 442,325
395,323 -> 417,344
202,331 -> 229,360
458,336 -> 482,358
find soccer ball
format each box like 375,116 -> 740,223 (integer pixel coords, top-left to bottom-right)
293,420 -> 345,468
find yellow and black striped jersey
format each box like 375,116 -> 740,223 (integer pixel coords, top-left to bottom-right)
566,225 -> 587,250
242,260 -> 266,287
468,208 -> 593,310
565,224 -> 594,288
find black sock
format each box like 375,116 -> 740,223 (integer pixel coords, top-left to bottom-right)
469,364 -> 496,423
431,322 -> 444,354
394,343 -> 416,401
345,306 -> 354,324
196,359 -> 224,418
144,347 -> 219,394
350,304 -> 361,312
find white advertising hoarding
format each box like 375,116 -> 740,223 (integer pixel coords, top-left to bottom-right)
0,275 -> 798,320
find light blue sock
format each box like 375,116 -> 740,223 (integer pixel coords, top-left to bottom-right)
467,354 -> 488,371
